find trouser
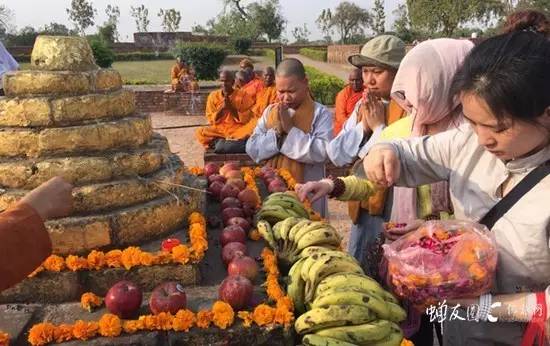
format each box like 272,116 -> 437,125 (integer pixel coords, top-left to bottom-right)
347,212 -> 384,268
411,314 -> 443,346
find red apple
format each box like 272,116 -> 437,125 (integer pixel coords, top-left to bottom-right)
220,183 -> 240,200
222,208 -> 245,224
105,280 -> 143,319
226,217 -> 251,231
268,178 -> 287,193
219,162 -> 240,177
208,174 -> 226,185
238,189 -> 259,206
222,242 -> 248,265
208,180 -> 225,199
161,238 -> 181,252
220,225 -> 246,246
218,275 -> 253,310
221,197 -> 242,210
226,178 -> 246,191
204,163 -> 220,178
149,281 -> 187,315
228,253 -> 259,281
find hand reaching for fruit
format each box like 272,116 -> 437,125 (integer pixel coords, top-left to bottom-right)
383,219 -> 423,241
295,179 -> 334,203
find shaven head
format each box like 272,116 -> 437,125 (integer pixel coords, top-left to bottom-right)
219,69 -> 235,94
349,68 -> 364,92
234,70 -> 250,88
263,66 -> 275,87
275,58 -> 309,109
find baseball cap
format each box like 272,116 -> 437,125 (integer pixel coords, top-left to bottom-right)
348,35 -> 406,70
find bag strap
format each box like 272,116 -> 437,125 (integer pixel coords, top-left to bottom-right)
479,159 -> 550,230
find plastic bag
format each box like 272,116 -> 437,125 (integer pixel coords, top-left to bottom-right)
383,220 -> 497,308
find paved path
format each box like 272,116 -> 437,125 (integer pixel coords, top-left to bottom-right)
286,54 -> 354,81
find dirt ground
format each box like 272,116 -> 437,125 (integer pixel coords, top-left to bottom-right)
151,112 -> 353,250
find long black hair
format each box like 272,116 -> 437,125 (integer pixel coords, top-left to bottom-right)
451,29 -> 550,124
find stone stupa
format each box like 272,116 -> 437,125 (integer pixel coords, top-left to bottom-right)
0,36 -> 200,256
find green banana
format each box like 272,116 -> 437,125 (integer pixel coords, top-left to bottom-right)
263,196 -> 309,219
312,289 -> 390,320
290,221 -> 326,243
370,323 -> 404,346
315,273 -> 399,305
257,220 -> 277,250
286,219 -> 313,241
302,334 -> 359,346
264,191 -> 298,202
257,205 -> 293,225
300,255 -> 319,283
296,228 -> 341,254
272,221 -> 283,241
315,320 -> 393,344
387,301 -> 407,323
305,256 -> 363,302
287,257 -> 307,314
299,246 -> 340,258
294,304 -> 376,334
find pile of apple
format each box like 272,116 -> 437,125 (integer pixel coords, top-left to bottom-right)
256,166 -> 288,193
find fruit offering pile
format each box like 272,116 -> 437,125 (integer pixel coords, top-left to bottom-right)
384,221 -> 497,308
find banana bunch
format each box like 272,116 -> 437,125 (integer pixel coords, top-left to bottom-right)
256,192 -> 310,225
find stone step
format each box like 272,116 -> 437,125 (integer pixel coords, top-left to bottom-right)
0,89 -> 135,127
0,115 -> 152,158
3,69 -> 122,97
0,136 -> 170,189
0,155 -> 185,215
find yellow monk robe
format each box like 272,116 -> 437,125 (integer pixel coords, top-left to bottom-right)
171,64 -> 189,91
252,85 -> 278,118
195,89 -> 255,148
348,99 -> 407,223
262,95 -> 315,183
334,84 -> 363,135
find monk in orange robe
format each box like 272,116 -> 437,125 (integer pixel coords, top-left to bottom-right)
334,68 -> 364,135
195,70 -> 255,148
0,177 -> 73,291
252,66 -> 277,117
170,56 -> 189,92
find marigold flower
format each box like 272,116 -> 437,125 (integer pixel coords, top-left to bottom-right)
43,255 -> 66,272
188,166 -> 204,176
120,247 -> 143,270
212,301 -> 234,330
98,314 -> 122,337
274,306 -> 294,327
138,315 -> 158,331
53,324 -> 73,343
65,255 -> 88,271
80,292 -> 103,312
139,252 -> 155,266
152,251 -> 173,265
155,312 -> 174,331
196,310 -> 213,329
72,320 -> 98,341
276,296 -> 294,312
104,250 -> 123,268
28,322 -> 55,345
401,339 -> 415,346
173,309 -> 195,332
237,311 -> 253,327
189,212 -> 205,226
171,244 -> 191,264
252,304 -> 275,326
0,331 -> 10,346
86,250 -> 106,270
120,320 -> 140,333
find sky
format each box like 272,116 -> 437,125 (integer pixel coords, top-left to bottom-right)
3,0 -> 402,42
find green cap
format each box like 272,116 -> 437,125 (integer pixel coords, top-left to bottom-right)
348,35 -> 405,70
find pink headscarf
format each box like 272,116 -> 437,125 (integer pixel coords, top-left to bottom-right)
389,38 -> 474,223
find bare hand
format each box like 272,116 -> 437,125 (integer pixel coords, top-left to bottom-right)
295,180 -> 333,203
359,102 -> 372,133
365,93 -> 385,130
363,144 -> 401,187
384,219 -> 423,241
279,103 -> 293,133
21,177 -> 73,220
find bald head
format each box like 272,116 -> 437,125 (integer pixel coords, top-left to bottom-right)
235,70 -> 250,88
263,66 -> 275,87
349,68 -> 364,92
219,69 -> 235,94
276,58 -> 307,80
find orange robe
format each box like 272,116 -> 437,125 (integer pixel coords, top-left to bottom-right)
195,89 -> 255,147
0,202 -> 51,291
252,85 -> 278,118
241,77 -> 264,102
171,64 -> 189,91
334,85 -> 363,135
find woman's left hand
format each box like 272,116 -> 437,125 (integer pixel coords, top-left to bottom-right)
384,219 -> 423,241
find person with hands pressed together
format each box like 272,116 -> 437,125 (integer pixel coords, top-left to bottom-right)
246,58 -> 333,216
195,70 -> 255,150
299,25 -> 550,345
0,177 -> 73,291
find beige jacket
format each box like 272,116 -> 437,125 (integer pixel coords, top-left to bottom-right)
388,123 -> 550,345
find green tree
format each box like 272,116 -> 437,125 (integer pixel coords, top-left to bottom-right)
316,8 -> 333,43
331,1 -> 372,44
516,0 -> 550,14
248,0 -> 286,42
130,5 -> 150,32
0,5 -> 13,33
406,0 -> 504,37
372,0 -> 386,34
291,23 -> 311,44
392,3 -> 416,42
98,23 -> 116,44
41,22 -> 75,36
158,9 -> 182,32
104,5 -> 120,41
66,0 -> 96,35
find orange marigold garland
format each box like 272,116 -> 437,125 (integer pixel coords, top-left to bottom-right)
212,301 -> 235,330
98,314 -> 122,337
237,311 -> 253,327
0,331 -> 9,346
173,309 -> 195,332
252,304 -> 275,326
53,324 -> 73,343
195,310 -> 213,329
188,166 -> 204,176
28,322 -> 55,346
65,255 -> 88,272
72,320 -> 99,341
42,255 -> 65,272
80,292 -> 103,312
122,320 -> 143,334
86,250 -> 106,270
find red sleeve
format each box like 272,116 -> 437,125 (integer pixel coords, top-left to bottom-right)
0,202 -> 51,291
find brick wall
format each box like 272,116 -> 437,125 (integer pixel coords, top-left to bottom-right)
133,87 -> 215,115
327,45 -> 362,64
252,44 -> 328,54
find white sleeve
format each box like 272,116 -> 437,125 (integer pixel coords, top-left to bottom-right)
326,104 -> 366,166
280,105 -> 333,164
245,106 -> 280,163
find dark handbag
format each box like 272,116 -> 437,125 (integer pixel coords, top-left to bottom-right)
214,139 -> 247,154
